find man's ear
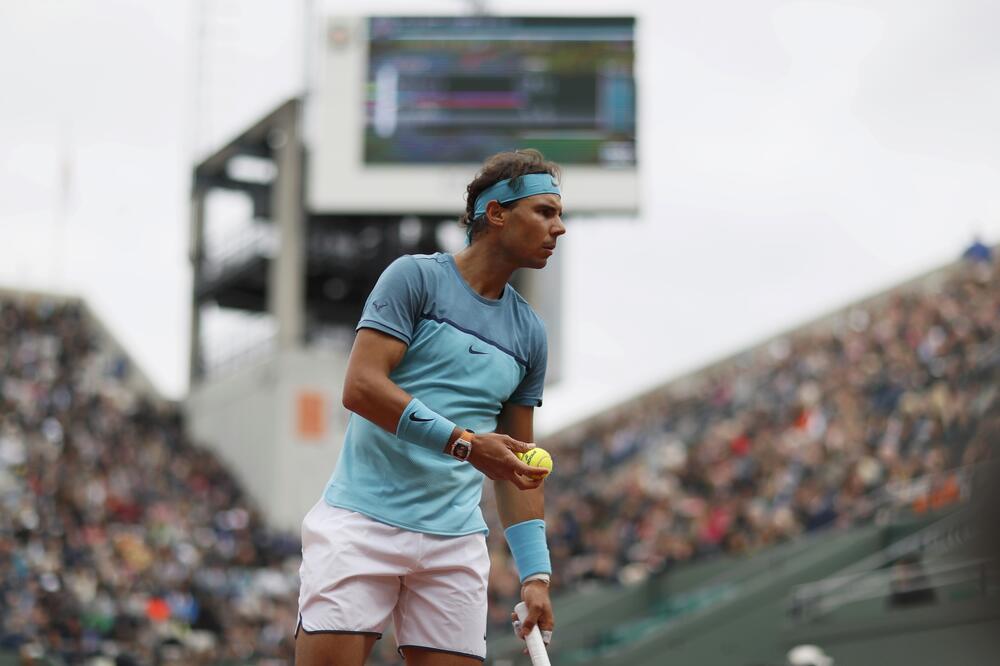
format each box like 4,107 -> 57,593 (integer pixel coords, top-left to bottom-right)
485,199 -> 507,232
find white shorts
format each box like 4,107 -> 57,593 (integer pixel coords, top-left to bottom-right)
297,500 -> 490,661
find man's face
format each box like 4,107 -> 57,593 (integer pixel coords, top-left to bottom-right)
497,193 -> 566,269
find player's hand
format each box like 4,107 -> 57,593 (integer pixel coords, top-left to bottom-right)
467,433 -> 546,490
512,580 -> 554,647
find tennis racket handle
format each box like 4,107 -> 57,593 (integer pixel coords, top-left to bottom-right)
514,602 -> 551,666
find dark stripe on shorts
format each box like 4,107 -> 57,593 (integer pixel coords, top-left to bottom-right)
397,644 -> 485,662
296,617 -> 382,640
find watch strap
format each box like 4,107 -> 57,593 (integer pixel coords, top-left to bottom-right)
449,430 -> 475,461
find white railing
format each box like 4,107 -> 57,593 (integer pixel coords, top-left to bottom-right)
790,556 -> 995,621
788,462 -> 996,622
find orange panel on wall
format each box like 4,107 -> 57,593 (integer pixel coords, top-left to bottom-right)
297,391 -> 326,441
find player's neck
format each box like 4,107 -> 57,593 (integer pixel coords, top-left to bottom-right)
453,243 -> 516,300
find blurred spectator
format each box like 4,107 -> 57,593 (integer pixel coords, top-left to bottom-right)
962,235 -> 992,264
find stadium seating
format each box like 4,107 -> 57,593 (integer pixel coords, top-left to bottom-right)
1,246 -> 996,664
0,293 -> 299,664
483,248 -> 998,653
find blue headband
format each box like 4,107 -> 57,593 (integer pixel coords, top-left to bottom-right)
472,173 -> 561,219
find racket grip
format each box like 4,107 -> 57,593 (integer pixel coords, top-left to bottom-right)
514,602 -> 551,666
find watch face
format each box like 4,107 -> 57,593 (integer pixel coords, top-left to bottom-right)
452,442 -> 471,460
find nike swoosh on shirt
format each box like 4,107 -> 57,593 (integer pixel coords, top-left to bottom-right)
409,413 -> 434,423
468,345 -> 488,355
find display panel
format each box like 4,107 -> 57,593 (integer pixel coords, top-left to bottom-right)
364,16 -> 636,166
307,15 -> 638,215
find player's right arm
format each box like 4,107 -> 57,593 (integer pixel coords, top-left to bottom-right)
341,328 -> 413,433
342,328 -> 546,490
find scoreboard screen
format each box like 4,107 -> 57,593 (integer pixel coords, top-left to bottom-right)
363,17 -> 636,166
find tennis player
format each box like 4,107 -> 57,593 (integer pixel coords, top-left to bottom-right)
296,149 -> 564,665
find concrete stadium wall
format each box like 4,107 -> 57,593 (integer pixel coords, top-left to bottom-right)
487,524 -> 885,665
787,597 -> 1000,666
184,347 -> 351,532
487,510 -> 995,666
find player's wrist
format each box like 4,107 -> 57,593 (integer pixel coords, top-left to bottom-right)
522,573 -> 551,587
443,427 -> 464,453
446,429 -> 475,461
396,398 -> 457,452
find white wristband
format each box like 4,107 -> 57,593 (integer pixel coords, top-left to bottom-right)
522,572 -> 550,586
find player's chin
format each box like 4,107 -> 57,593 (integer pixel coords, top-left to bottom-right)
528,254 -> 550,269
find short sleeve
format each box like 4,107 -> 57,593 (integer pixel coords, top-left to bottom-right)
508,326 -> 547,407
356,256 -> 424,344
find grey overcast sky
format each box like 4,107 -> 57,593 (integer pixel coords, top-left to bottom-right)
1,0 -> 998,435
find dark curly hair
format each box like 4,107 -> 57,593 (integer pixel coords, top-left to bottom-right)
460,149 -> 561,242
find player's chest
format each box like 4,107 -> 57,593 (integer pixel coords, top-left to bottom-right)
408,317 -> 527,397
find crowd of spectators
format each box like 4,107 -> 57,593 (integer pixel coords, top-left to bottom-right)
0,299 -> 300,664
1,245 -> 996,664
482,248 -> 999,629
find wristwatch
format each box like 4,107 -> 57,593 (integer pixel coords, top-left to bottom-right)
448,430 -> 475,462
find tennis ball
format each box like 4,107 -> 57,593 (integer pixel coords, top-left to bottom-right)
517,447 -> 553,476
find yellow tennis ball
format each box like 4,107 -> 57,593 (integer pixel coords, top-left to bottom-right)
516,447 -> 553,475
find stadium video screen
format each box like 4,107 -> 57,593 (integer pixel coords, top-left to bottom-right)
365,16 -> 636,166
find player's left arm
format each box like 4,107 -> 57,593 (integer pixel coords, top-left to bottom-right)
494,402 -> 554,642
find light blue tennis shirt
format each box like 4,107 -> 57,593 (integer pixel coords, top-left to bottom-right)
323,253 -> 548,536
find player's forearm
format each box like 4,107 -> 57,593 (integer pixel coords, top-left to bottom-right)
493,403 -> 544,526
341,367 -> 415,434
494,480 -> 545,528
498,478 -> 551,586
343,365 -> 466,452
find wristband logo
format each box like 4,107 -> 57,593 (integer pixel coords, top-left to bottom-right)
409,413 -> 434,423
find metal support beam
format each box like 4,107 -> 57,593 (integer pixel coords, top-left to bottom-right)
267,101 -> 305,351
188,188 -> 206,384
